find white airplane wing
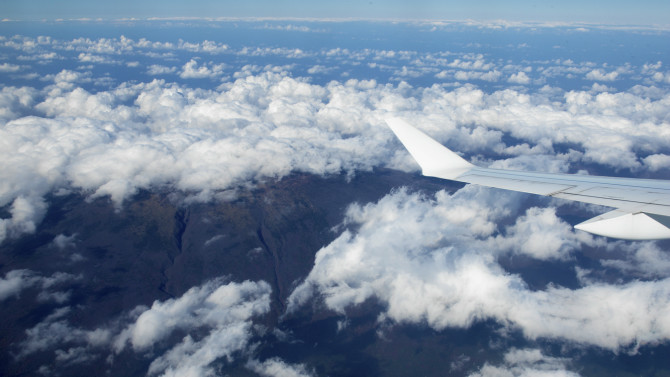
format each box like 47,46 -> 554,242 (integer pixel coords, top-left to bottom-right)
386,117 -> 670,240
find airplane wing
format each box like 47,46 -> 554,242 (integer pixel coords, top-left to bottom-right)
386,117 -> 670,240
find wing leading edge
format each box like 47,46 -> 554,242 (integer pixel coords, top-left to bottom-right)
386,118 -> 670,240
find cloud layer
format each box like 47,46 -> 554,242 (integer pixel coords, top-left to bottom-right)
15,278 -> 309,377
1,68 -> 669,243
287,188 -> 670,351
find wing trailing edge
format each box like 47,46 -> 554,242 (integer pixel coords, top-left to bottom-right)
386,118 -> 670,240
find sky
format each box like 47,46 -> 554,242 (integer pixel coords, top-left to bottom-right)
3,0 -> 670,25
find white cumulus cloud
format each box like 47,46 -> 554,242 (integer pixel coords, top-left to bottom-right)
1,70 -> 669,244
0,62 -> 21,72
586,69 -> 619,81
508,71 -> 531,84
287,188 -> 670,351
246,358 -> 315,377
469,348 -> 580,377
179,59 -> 226,79
18,278 -> 279,377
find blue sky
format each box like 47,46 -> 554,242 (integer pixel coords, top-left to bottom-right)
3,0 -> 669,25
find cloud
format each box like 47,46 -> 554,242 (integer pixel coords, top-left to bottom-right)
307,65 -> 333,75
42,69 -> 93,91
643,154 -> 670,171
0,62 -> 21,72
78,53 -> 117,64
239,46 -> 310,59
600,241 -> 670,278
52,233 -> 77,250
2,70 -> 669,242
179,59 -> 227,79
651,72 -> 670,84
452,70 -> 502,82
17,52 -> 61,61
0,85 -> 38,122
18,278 -> 274,376
114,279 -> 271,352
490,207 -> 595,261
246,358 -> 315,377
0,270 -> 38,301
585,69 -> 619,81
508,71 -> 531,84
258,23 -> 315,33
18,307 -> 87,357
393,66 -> 428,78
145,324 -> 253,376
177,39 -> 229,54
469,348 -> 579,377
147,64 -> 177,75
0,269 -> 80,302
0,196 -> 47,242
447,58 -> 492,70
287,188 -> 670,351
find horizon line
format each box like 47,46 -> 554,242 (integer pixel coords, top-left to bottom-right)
1,16 -> 669,31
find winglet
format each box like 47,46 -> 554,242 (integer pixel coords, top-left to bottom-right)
386,118 -> 473,179
574,210 -> 670,240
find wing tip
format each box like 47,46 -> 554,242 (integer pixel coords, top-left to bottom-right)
386,117 -> 473,179
575,210 -> 670,240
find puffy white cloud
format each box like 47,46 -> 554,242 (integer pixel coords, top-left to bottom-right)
18,278 -> 273,376
469,348 -> 579,377
287,189 -> 670,351
0,196 -> 47,243
0,269 -> 79,302
307,65 -> 333,75
490,207 -> 595,261
51,233 -> 77,250
54,346 -> 95,366
451,70 -> 502,82
643,153 -> 670,171
0,85 -> 38,122
586,69 -> 619,81
394,66 -> 427,78
18,307 -> 85,357
246,358 -> 315,377
240,46 -> 310,59
179,59 -> 227,79
600,241 -> 670,278
78,53 -> 115,64
650,72 -> 670,84
0,269 -> 38,301
1,70 -> 669,242
114,279 -> 271,352
448,58 -> 494,71
145,324 -> 252,377
508,71 -> 531,84
41,69 -> 93,92
177,39 -> 229,54
0,62 -> 21,72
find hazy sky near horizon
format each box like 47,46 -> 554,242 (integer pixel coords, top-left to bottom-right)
3,0 -> 669,25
